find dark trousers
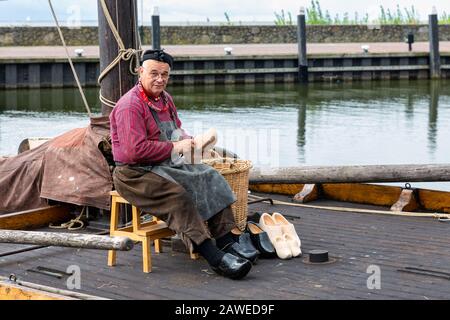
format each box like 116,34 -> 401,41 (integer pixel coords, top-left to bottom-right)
112,165 -> 236,250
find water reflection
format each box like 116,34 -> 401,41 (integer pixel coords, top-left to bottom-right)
1,80 -> 448,114
0,88 -> 101,113
171,82 -> 301,110
428,80 -> 439,156
405,90 -> 414,122
296,84 -> 308,163
1,80 -> 449,168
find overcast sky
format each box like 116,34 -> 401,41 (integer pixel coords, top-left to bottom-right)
0,0 -> 449,24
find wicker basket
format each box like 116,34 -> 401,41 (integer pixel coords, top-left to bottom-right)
203,158 -> 253,231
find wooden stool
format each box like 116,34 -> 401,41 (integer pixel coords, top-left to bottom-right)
108,191 -> 198,273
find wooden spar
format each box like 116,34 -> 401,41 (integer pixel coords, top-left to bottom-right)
249,164 -> 450,184
0,230 -> 134,251
97,0 -> 138,116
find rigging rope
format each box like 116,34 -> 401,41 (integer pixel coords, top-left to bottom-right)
97,0 -> 142,109
47,0 -> 92,117
49,207 -> 86,231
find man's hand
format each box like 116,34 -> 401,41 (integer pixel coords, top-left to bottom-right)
172,139 -> 195,155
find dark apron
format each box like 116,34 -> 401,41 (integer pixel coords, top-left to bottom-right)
137,108 -> 236,221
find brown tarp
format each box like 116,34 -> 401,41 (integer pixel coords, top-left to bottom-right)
0,116 -> 113,215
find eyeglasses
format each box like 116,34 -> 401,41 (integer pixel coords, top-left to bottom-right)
141,67 -> 170,80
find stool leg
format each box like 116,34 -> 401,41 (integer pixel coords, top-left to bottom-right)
108,197 -> 120,267
142,237 -> 152,273
190,250 -> 200,260
154,239 -> 162,253
190,253 -> 200,260
132,205 -> 140,232
108,250 -> 117,266
152,216 -> 162,253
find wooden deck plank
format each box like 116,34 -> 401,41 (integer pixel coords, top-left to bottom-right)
0,248 -> 166,300
74,248 -> 303,300
248,197 -> 450,299
1,244 -> 243,299
251,198 -> 450,246
1,194 -> 450,299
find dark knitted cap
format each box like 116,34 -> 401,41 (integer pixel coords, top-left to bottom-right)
141,49 -> 174,68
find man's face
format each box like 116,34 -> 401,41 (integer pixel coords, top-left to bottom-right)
139,60 -> 170,98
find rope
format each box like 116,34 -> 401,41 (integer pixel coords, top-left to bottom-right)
115,0 -> 122,98
49,207 -> 85,231
97,0 -> 142,109
248,194 -> 450,220
47,0 -> 92,117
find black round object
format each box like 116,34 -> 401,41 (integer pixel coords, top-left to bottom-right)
309,250 -> 329,263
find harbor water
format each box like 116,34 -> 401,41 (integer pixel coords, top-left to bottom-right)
1,79 -> 449,190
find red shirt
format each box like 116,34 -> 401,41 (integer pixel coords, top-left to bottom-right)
110,84 -> 186,165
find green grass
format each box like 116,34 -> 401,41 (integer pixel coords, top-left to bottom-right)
377,4 -> 420,24
440,12 -> 450,24
219,2 -> 450,25
223,12 -> 233,26
274,9 -> 293,25
274,1 -> 449,25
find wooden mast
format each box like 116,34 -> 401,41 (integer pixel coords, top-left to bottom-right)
97,0 -> 139,116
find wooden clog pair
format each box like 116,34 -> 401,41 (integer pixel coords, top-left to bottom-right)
258,212 -> 302,259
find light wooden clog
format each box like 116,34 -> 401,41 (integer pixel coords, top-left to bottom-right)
259,213 -> 292,259
272,212 -> 301,248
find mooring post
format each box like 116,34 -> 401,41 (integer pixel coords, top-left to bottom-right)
151,6 -> 161,50
428,7 -> 441,79
97,0 -> 138,116
139,0 -> 145,44
297,6 -> 308,83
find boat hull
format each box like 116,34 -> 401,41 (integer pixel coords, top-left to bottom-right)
249,182 -> 450,213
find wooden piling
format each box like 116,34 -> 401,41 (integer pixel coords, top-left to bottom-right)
428,12 -> 441,79
151,7 -> 161,50
297,8 -> 308,83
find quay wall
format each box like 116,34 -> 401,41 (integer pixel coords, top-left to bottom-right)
1,25 -> 450,46
1,53 -> 449,88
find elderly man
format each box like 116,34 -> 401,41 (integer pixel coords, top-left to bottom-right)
110,49 -> 258,279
